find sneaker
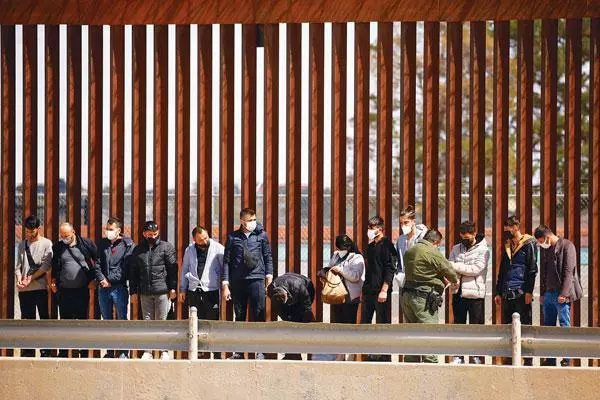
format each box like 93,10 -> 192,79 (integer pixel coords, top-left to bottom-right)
141,352 -> 153,360
472,357 -> 483,365
452,357 -> 464,364
160,351 -> 171,360
118,353 -> 129,360
255,353 -> 265,360
560,359 -> 570,367
228,352 -> 244,360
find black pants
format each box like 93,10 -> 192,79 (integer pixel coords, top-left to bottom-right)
18,290 -> 50,357
452,296 -> 485,362
58,287 -> 89,358
331,301 -> 360,324
275,303 -> 314,360
502,295 -> 532,366
361,292 -> 391,362
188,289 -> 220,359
231,279 -> 265,322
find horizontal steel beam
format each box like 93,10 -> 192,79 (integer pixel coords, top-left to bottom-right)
2,320 -> 600,358
0,1 -> 599,24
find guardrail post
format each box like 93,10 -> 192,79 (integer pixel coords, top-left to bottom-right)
189,306 -> 198,360
511,312 -> 522,366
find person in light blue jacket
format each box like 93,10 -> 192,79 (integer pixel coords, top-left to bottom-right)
178,226 -> 225,325
395,205 -> 428,273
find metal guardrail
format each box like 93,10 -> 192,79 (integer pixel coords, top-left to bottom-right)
1,310 -> 600,365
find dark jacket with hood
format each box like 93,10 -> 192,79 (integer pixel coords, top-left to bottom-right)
93,236 -> 135,286
222,224 -> 274,283
128,238 -> 178,295
496,234 -> 538,296
267,273 -> 315,321
51,235 -> 98,287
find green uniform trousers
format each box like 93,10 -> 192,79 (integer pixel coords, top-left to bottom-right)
402,291 -> 439,363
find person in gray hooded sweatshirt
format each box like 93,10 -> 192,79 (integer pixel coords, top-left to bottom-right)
396,205 -> 428,275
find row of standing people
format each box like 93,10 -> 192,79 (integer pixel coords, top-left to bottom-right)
14,207 -> 581,364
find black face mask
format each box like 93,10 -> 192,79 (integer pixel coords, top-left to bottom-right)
145,237 -> 158,246
503,231 -> 514,240
461,238 -> 475,249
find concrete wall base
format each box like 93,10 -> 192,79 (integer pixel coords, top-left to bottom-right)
0,358 -> 598,400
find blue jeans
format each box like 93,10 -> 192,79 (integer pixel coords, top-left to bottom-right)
98,285 -> 129,320
543,289 -> 571,365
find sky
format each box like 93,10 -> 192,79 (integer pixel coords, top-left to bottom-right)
8,23 -> 382,192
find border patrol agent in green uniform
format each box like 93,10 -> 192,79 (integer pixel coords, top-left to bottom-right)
402,229 -> 458,363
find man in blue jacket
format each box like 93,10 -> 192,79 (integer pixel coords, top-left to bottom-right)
222,208 -> 274,360
93,217 -> 135,358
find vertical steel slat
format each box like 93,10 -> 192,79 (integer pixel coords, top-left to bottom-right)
197,25 -> 213,234
88,26 -> 104,243
589,18 -> 600,367
309,22 -> 324,322
516,21 -> 534,234
422,22 -> 440,228
130,26 -> 147,355
263,24 -> 279,326
565,19 -> 582,366
492,21 -> 510,333
22,25 -> 38,219
541,20 -> 558,231
445,22 -> 462,325
154,25 -> 169,234
400,22 -> 416,210
469,21 -> 486,230
44,25 -> 60,319
1,26 -> 17,355
399,21 -> 417,325
540,19 -> 558,328
67,26 -> 82,230
354,22 -> 370,256
242,24 -> 257,210
331,22 -> 347,254
175,25 -> 191,324
220,24 -> 235,324
110,26 -> 125,224
377,21 -> 393,324
286,23 -> 302,274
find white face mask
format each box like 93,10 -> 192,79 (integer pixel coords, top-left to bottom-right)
401,224 -> 413,235
337,250 -> 348,258
367,229 -> 377,241
539,239 -> 551,249
244,220 -> 257,232
106,230 -> 120,241
61,235 -> 74,245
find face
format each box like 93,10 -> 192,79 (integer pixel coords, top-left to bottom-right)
143,230 -> 159,240
503,225 -> 519,240
459,232 -> 475,244
536,235 -> 551,247
368,225 -> 382,238
399,216 -> 414,230
59,225 -> 75,243
241,214 -> 257,230
105,223 -> 121,239
194,230 -> 210,247
25,227 -> 39,241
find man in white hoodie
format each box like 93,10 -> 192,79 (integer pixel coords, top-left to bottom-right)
179,226 -> 224,356
448,221 -> 490,364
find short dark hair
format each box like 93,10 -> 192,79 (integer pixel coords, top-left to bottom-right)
458,220 -> 476,234
368,216 -> 384,229
192,226 -> 209,237
266,285 -> 287,303
399,205 -> 416,220
534,225 -> 553,239
504,215 -> 520,228
423,229 -> 443,243
240,208 -> 256,219
335,234 -> 360,254
24,215 -> 41,230
107,217 -> 122,230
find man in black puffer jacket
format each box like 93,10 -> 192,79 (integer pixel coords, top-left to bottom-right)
267,272 -> 315,323
128,221 -> 177,360
222,208 -> 274,360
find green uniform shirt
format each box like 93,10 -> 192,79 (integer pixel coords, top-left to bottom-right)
403,240 -> 458,294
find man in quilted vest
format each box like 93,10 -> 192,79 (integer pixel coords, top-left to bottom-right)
448,221 -> 490,364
